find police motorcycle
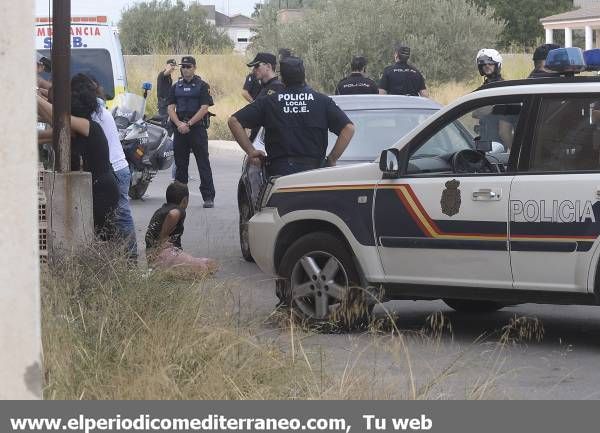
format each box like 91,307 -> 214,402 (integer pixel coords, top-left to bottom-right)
112,83 -> 174,199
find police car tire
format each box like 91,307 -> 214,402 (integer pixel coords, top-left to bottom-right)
239,199 -> 254,262
129,180 -> 150,200
279,232 -> 372,332
443,299 -> 504,314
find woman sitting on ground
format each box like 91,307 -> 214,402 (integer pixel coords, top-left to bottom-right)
36,74 -> 119,239
145,182 -> 218,273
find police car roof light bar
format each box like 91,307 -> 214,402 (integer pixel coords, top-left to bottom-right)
584,49 -> 600,71
545,47 -> 586,76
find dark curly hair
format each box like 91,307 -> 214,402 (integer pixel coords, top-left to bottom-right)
71,73 -> 99,119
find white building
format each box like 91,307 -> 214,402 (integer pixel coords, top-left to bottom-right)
201,5 -> 257,52
541,0 -> 600,49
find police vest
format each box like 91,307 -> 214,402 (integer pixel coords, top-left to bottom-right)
174,76 -> 206,115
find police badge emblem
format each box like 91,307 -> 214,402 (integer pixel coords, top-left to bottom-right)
441,179 -> 461,217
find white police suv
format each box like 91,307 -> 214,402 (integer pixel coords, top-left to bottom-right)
249,48 -> 600,328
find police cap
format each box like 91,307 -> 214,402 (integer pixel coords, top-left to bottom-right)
247,52 -> 277,68
180,56 -> 196,66
533,44 -> 561,61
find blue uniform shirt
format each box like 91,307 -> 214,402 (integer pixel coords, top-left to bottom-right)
379,61 -> 426,96
167,75 -> 213,120
233,84 -> 352,161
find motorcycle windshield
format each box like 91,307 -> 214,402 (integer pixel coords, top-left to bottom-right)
113,93 -> 147,123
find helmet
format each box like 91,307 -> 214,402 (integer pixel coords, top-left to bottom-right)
476,48 -> 503,77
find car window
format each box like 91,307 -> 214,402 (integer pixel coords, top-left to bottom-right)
38,49 -> 115,100
530,96 -> 600,172
327,109 -> 435,160
411,102 -> 523,160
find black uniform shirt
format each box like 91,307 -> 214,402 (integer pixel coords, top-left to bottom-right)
257,76 -> 285,98
379,61 -> 426,96
233,84 -> 352,161
156,70 -> 173,100
528,69 -> 559,79
335,72 -> 379,95
249,76 -> 285,141
167,75 -> 213,120
243,73 -> 262,100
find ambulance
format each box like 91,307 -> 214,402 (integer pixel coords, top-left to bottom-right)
35,15 -> 127,108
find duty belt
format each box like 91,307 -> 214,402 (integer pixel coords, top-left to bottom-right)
266,156 -> 324,166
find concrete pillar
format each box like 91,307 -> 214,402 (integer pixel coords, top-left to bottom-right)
545,28 -> 554,44
586,26 -> 594,50
0,0 -> 42,399
43,171 -> 94,255
565,27 -> 573,47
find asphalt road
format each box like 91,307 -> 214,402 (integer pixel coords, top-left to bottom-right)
130,141 -> 600,400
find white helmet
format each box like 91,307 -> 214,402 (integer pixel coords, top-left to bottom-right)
476,48 -> 503,77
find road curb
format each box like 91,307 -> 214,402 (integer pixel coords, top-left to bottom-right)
209,140 -> 244,155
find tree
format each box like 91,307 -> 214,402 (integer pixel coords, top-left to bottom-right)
253,0 -> 503,92
119,1 -> 233,55
473,0 -> 572,48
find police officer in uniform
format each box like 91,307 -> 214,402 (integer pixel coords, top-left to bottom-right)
247,52 -> 285,99
528,43 -> 561,78
335,56 -> 379,95
167,56 -> 216,208
379,44 -> 428,97
228,56 -> 355,177
476,48 -> 504,89
241,73 -> 261,103
246,52 -> 285,141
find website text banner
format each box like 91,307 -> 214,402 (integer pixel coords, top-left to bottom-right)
2,401 -> 597,433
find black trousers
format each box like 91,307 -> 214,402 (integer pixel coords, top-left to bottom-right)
92,171 -> 120,241
174,126 -> 215,200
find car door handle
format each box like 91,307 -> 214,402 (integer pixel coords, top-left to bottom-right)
472,188 -> 501,201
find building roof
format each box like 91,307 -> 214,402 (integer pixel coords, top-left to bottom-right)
541,6 -> 600,23
199,4 -> 216,21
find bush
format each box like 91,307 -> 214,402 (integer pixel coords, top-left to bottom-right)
253,0 -> 504,92
119,1 -> 233,55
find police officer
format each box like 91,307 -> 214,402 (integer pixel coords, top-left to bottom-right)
157,59 -> 177,118
247,52 -> 285,99
241,72 -> 262,103
167,56 -> 216,208
335,56 -> 379,95
528,43 -> 561,78
228,56 -> 355,177
379,44 -> 428,97
246,52 -> 285,141
476,48 -> 504,89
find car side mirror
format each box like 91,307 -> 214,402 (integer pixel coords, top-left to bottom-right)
379,148 -> 403,178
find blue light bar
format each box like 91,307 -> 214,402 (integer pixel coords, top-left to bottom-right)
546,47 -> 586,74
142,82 -> 153,91
584,49 -> 600,71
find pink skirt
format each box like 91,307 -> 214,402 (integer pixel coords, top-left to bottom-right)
152,246 -> 218,274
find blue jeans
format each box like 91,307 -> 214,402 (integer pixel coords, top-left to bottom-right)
114,166 -> 138,259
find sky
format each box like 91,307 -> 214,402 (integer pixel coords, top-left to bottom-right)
35,0 -> 259,24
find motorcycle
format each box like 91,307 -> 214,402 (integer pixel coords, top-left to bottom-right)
112,83 -> 174,199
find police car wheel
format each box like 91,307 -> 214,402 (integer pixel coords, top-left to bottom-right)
239,198 -> 254,262
443,299 -> 504,314
279,232 -> 371,331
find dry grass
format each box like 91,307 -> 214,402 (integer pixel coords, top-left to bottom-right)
41,245 -> 546,400
125,54 -> 250,141
429,53 -> 532,105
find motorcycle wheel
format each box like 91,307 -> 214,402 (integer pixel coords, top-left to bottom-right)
129,180 -> 150,200
239,198 -> 255,262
